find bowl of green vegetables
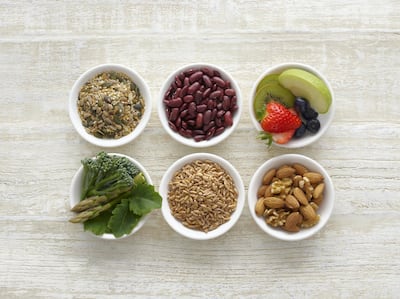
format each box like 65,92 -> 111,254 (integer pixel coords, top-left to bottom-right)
69,152 -> 162,240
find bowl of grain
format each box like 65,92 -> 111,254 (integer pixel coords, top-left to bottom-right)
69,64 -> 152,147
158,63 -> 242,148
160,153 -> 245,240
248,154 -> 335,241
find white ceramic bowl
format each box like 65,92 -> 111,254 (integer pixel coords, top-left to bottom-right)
70,153 -> 153,240
160,153 -> 245,240
69,64 -> 152,148
158,63 -> 242,148
248,154 -> 334,241
249,62 -> 335,148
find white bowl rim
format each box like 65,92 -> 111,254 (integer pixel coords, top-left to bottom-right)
160,152 -> 245,240
249,62 -> 335,148
69,152 -> 153,240
69,63 -> 152,148
157,62 -> 242,148
247,154 -> 335,241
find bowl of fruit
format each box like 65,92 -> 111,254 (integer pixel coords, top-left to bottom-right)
249,63 -> 335,148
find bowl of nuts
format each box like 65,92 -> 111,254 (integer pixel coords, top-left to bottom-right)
248,154 -> 334,241
69,64 -> 152,147
159,153 -> 245,240
158,63 -> 242,148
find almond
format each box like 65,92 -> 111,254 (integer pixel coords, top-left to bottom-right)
313,183 -> 325,199
313,195 -> 324,206
300,204 -> 317,220
293,187 -> 308,205
262,168 -> 276,185
293,163 -> 308,175
285,195 -> 300,210
257,185 -> 267,198
276,166 -> 296,179
263,197 -> 285,209
303,172 -> 324,184
264,184 -> 272,197
284,212 -> 303,232
255,198 -> 266,216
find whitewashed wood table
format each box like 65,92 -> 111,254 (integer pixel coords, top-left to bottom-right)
1,1 -> 399,298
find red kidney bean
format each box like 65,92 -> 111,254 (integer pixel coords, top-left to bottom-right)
194,91 -> 203,104
188,102 -> 196,115
175,117 -> 181,128
210,90 -> 222,99
216,103 -> 223,110
222,96 -> 231,111
217,110 -> 225,118
181,121 -> 187,129
212,76 -> 225,88
187,120 -> 196,127
194,135 -> 206,142
196,113 -> 203,128
196,104 -> 207,113
203,110 -> 212,125
167,98 -> 183,108
184,77 -> 189,86
224,88 -> 235,96
215,118 -> 222,127
183,95 -> 194,103
192,130 -> 204,136
180,85 -> 188,97
202,87 -> 211,99
203,120 -> 215,132
189,71 -> 203,84
224,111 -> 233,127
179,128 -> 192,138
214,126 -> 225,136
201,67 -> 214,77
202,75 -> 212,88
169,108 -> 179,122
207,100 -> 216,110
169,121 -> 177,132
206,126 -> 216,140
175,76 -> 182,87
187,82 -> 200,95
230,95 -> 237,107
211,108 -> 217,120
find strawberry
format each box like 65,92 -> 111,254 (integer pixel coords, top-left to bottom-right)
271,130 -> 295,144
260,102 -> 302,133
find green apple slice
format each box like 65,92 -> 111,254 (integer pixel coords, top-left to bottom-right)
278,68 -> 332,113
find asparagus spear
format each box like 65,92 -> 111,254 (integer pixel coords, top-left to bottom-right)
69,197 -> 121,223
71,195 -> 109,213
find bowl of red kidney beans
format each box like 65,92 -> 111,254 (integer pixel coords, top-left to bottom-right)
158,63 -> 242,147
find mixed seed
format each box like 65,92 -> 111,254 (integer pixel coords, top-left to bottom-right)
77,71 -> 145,139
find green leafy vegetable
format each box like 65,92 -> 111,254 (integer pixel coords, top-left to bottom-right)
129,184 -> 162,216
108,199 -> 141,238
84,209 -> 113,235
70,152 -> 162,238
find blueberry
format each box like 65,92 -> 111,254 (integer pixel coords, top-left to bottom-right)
303,106 -> 318,120
306,119 -> 320,133
294,97 -> 309,114
294,122 -> 307,138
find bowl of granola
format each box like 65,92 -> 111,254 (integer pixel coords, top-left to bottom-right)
69,64 -> 152,147
248,154 -> 334,241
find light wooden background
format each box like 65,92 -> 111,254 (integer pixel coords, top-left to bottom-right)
1,1 -> 399,298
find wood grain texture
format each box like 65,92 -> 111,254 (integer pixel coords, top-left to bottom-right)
1,1 -> 399,298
